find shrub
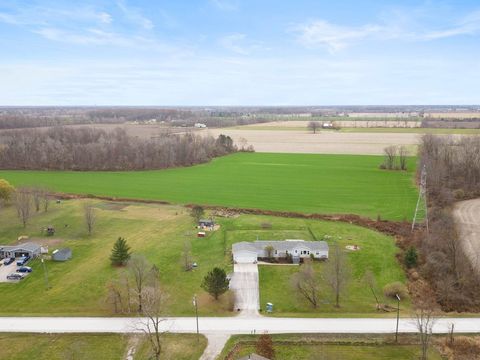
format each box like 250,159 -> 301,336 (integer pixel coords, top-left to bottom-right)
383,282 -> 408,300
404,246 -> 418,268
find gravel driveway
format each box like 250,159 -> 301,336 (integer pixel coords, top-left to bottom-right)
453,198 -> 480,273
229,263 -> 259,316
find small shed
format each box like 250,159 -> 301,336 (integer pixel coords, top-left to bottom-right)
198,219 -> 215,229
52,248 -> 72,262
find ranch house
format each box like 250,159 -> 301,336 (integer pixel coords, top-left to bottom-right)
232,240 -> 329,264
0,242 -> 41,259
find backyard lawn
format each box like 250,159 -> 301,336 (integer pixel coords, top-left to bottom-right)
0,152 -> 418,221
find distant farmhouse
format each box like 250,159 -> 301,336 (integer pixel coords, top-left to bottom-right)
0,242 -> 41,259
232,240 -> 329,264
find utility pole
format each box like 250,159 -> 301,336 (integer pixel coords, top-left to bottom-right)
41,258 -> 50,290
395,294 -> 401,343
412,164 -> 428,233
193,294 -> 199,342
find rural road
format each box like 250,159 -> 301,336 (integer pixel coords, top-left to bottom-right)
229,263 -> 260,316
1,316 -> 480,335
3,316 -> 480,360
453,198 -> 480,273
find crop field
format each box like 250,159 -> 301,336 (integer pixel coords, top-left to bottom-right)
0,153 -> 417,221
0,200 -> 408,317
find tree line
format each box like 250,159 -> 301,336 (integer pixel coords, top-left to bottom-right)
0,127 -> 241,171
417,135 -> 480,311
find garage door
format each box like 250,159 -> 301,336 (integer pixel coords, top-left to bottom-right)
234,251 -> 257,264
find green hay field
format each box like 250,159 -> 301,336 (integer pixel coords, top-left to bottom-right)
0,153 -> 418,221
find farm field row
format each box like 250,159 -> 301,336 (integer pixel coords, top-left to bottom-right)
0,153 -> 418,221
0,200 -> 408,317
231,125 -> 480,134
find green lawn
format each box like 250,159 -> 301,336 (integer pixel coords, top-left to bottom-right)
219,334 -> 443,360
0,200 -> 408,317
0,333 -> 206,360
0,153 -> 418,221
224,215 -> 409,316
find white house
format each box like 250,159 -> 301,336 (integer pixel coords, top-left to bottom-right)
232,240 -> 329,264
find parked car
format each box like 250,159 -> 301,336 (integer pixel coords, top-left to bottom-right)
3,258 -> 15,266
16,256 -> 30,266
7,273 -> 24,281
16,266 -> 32,273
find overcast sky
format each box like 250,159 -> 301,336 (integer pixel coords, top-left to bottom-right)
1,0 -> 479,106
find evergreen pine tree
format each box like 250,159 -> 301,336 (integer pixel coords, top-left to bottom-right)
201,267 -> 229,300
404,246 -> 418,268
110,237 -> 131,266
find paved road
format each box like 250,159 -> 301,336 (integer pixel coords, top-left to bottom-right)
453,198 -> 480,273
1,316 -> 480,335
229,263 -> 260,316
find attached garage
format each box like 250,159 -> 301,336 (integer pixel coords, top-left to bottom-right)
232,242 -> 258,264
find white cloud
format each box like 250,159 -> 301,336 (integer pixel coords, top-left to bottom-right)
210,0 -> 239,12
219,33 -> 249,54
422,10 -> 480,40
116,0 -> 154,30
293,20 -> 383,52
293,9 -> 480,52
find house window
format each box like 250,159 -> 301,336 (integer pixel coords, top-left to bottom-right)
295,250 -> 298,253
274,250 -> 277,255
316,252 -> 319,255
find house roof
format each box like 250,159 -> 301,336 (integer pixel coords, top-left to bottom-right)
232,240 -> 329,254
53,248 -> 72,256
0,242 -> 41,253
199,219 -> 214,223
232,242 -> 257,253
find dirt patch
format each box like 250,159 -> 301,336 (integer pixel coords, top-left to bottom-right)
93,202 -> 129,211
26,237 -> 64,247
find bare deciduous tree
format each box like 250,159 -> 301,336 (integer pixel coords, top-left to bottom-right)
325,243 -> 350,308
307,121 -> 320,134
364,269 -> 380,309
291,259 -> 320,308
84,203 -> 96,236
398,146 -> 408,170
413,306 -> 437,360
182,241 -> 193,271
128,254 -> 156,313
14,188 -> 32,228
135,271 -> 166,360
382,145 -> 398,170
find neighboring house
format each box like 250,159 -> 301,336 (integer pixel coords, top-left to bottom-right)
198,219 -> 215,230
52,248 -> 72,262
0,242 -> 41,259
232,240 -> 329,264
